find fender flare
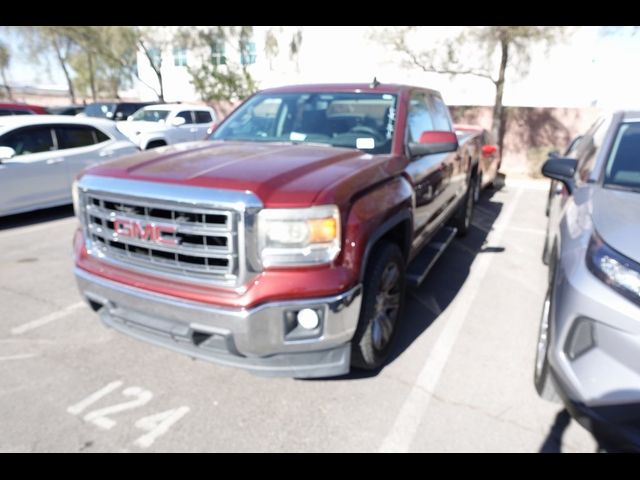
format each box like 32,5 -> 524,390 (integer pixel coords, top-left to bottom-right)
359,209 -> 412,283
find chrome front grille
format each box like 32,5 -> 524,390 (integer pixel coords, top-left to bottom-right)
84,194 -> 236,281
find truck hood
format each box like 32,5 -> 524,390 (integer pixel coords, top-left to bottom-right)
592,187 -> 640,263
87,140 -> 402,208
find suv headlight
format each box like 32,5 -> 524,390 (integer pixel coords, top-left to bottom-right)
257,205 -> 340,267
587,231 -> 640,307
72,179 -> 81,219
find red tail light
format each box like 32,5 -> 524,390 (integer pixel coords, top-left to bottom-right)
206,122 -> 218,137
481,144 -> 498,156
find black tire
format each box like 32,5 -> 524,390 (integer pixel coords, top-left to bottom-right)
146,140 -> 167,150
452,181 -> 475,237
534,260 -> 560,402
351,241 -> 405,370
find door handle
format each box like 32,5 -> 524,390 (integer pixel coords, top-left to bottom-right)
46,158 -> 64,164
99,150 -> 114,157
189,128 -> 198,133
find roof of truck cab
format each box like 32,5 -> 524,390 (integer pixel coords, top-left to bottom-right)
259,83 -> 440,96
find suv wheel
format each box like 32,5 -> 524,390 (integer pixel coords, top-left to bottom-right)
534,266 -> 560,402
351,242 -> 405,370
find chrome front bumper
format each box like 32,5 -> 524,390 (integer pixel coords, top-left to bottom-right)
75,268 -> 362,378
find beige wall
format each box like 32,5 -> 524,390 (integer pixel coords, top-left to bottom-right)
450,106 -> 602,177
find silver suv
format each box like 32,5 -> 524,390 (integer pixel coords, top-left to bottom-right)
537,111 -> 640,452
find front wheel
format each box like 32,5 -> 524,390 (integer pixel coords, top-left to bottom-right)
351,242 -> 405,370
534,284 -> 560,402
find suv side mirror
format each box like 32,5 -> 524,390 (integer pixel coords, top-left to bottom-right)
542,158 -> 578,194
408,131 -> 458,157
0,146 -> 16,161
170,116 -> 187,127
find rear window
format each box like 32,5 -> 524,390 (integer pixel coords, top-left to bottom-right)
85,103 -> 115,119
604,122 -> 640,191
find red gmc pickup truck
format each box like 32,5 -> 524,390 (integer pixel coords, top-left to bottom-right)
73,82 -> 477,378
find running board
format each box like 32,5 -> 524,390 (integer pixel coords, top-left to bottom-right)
405,226 -> 458,288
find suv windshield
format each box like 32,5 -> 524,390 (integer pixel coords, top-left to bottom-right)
210,92 -> 398,154
130,109 -> 170,122
604,122 -> 640,192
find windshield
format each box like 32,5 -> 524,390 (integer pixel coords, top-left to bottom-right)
130,109 -> 170,122
604,122 -> 640,192
84,103 -> 115,119
210,92 -> 398,154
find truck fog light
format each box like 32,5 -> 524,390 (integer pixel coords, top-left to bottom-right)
297,308 -> 320,330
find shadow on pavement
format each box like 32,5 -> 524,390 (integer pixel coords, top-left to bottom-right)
0,204 -> 75,231
539,409 -> 572,453
309,185 -> 506,382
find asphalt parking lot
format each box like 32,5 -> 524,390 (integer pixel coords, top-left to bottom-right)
0,179 -> 599,452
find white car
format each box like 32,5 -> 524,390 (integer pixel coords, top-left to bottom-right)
0,115 -> 139,217
116,104 -> 216,150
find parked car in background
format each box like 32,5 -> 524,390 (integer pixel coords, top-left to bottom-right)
83,101 -> 160,122
536,111 -> 640,452
454,124 -> 501,202
46,105 -> 86,116
0,102 -> 48,116
0,115 -> 139,217
116,103 -> 216,150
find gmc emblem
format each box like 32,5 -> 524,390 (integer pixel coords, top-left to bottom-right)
114,218 -> 179,246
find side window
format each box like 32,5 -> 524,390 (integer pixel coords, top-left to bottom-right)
407,92 -> 435,142
0,126 -> 54,156
575,116 -> 610,183
55,125 -> 98,150
194,110 -> 213,124
176,111 -> 194,124
428,94 -> 452,131
94,128 -> 110,143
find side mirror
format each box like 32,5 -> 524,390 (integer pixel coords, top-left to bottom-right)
408,131 -> 458,157
541,158 -> 578,194
0,146 -> 16,161
481,144 -> 498,156
170,117 -> 186,127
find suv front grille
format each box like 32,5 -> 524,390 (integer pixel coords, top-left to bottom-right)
82,193 -> 239,286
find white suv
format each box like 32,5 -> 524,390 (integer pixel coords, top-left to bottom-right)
117,104 -> 217,150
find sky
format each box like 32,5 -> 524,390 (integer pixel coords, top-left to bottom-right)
2,26 -> 639,108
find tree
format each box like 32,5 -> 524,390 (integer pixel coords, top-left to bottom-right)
0,41 -> 12,100
289,28 -> 303,73
376,26 -> 567,150
182,26 -> 257,104
68,26 -> 138,101
264,28 -> 279,71
13,26 -> 80,102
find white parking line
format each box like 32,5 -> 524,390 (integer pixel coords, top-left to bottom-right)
0,353 -> 38,361
11,302 -> 86,335
379,188 -> 524,453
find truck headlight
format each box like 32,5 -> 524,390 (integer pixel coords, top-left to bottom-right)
587,231 -> 640,307
257,205 -> 340,267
